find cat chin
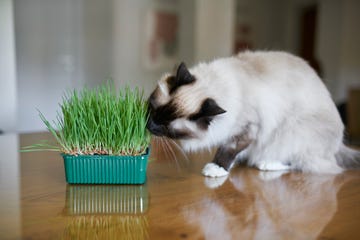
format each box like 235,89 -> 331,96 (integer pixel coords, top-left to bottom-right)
179,138 -> 215,153
179,140 -> 200,152
179,128 -> 231,152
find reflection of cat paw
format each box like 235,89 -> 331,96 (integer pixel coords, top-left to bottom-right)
202,163 -> 229,177
204,176 -> 228,189
259,170 -> 288,181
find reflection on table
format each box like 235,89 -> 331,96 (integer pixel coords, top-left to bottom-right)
63,185 -> 149,239
183,170 -> 350,240
65,185 -> 149,215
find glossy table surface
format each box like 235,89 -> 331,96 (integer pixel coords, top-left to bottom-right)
1,132 -> 360,240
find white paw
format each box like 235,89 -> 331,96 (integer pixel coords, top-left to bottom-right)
259,171 -> 288,181
257,161 -> 291,171
202,163 -> 229,177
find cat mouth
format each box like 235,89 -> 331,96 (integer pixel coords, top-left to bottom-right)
146,119 -> 167,137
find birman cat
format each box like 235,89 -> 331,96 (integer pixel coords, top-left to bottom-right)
147,51 -> 360,177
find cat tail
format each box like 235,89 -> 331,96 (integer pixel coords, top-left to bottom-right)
336,144 -> 360,169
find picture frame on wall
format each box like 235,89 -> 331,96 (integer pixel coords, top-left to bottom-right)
143,8 -> 179,70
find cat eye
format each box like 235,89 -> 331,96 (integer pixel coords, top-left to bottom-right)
188,98 -> 226,130
151,100 -> 183,125
189,98 -> 226,121
192,116 -> 213,130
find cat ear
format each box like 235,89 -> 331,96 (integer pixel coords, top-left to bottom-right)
189,98 -> 226,121
176,62 -> 195,86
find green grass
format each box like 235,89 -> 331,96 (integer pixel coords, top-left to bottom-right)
22,83 -> 150,156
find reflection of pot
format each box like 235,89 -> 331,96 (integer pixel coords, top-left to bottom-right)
65,184 -> 149,215
63,148 -> 150,184
63,185 -> 150,239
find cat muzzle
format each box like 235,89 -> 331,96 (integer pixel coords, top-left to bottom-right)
146,118 -> 168,136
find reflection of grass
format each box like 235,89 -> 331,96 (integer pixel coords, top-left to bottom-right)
67,185 -> 149,215
62,215 -> 149,240
23,82 -> 150,156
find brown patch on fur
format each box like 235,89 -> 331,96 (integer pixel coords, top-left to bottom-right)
238,52 -> 267,75
250,58 -> 267,74
212,132 -> 252,170
152,99 -> 185,125
168,128 -> 194,139
149,88 -> 161,108
167,63 -> 196,95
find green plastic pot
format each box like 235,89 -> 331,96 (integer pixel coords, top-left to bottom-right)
62,148 -> 150,184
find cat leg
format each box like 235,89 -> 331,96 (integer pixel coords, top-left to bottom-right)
202,134 -> 252,177
202,147 -> 236,177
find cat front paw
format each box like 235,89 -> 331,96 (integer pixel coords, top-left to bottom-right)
202,163 -> 229,177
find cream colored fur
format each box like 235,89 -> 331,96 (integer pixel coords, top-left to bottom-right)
156,51 -> 346,174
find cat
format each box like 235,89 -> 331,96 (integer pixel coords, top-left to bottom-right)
147,50 -> 360,177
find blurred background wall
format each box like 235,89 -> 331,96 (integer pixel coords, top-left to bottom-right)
0,0 -> 17,132
0,0 -> 359,138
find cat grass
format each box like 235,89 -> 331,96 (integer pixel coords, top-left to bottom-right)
23,83 -> 150,156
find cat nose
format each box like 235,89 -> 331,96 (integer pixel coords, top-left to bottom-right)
147,118 -> 167,136
148,95 -> 156,109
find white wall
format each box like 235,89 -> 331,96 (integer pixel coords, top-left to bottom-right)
14,0 -> 196,132
112,0 -> 195,97
0,0 -> 17,132
236,0 -> 288,51
112,0 -> 159,96
317,0 -> 343,102
14,0 -> 112,132
178,0 -> 196,66
337,0 -> 360,102
317,0 -> 360,103
235,0 -> 360,104
194,0 -> 235,62
82,0 -> 113,87
15,0 -> 83,132
235,0 -> 319,54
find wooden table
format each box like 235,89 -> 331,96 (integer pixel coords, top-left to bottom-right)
1,132 -> 360,239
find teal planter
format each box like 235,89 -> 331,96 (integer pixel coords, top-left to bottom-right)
62,148 -> 150,184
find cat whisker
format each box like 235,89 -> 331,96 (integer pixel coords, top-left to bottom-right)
157,136 -> 173,161
168,138 -> 190,164
162,137 -> 182,171
158,136 -> 167,158
151,136 -> 159,159
156,136 -> 162,159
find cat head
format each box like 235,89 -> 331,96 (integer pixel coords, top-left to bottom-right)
147,62 -> 227,150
